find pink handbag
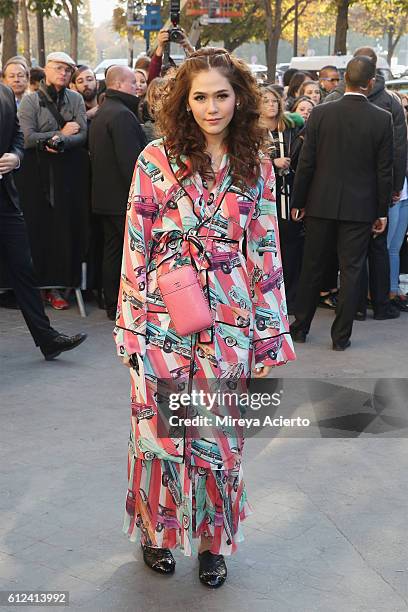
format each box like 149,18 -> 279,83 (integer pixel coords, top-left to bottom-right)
157,264 -> 213,336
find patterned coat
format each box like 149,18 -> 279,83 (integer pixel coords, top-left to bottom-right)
114,139 -> 296,472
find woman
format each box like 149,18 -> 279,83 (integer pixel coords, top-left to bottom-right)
141,77 -> 168,142
260,84 -> 304,313
285,71 -> 308,110
298,80 -> 321,105
291,96 -> 315,121
114,48 -> 295,588
388,159 -> 408,312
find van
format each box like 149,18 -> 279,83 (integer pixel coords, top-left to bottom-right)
289,55 -> 393,80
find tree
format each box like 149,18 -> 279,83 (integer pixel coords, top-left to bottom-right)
113,0 -> 144,65
263,0 -> 315,80
1,0 -> 19,63
28,1 -> 63,66
198,2 -> 266,52
78,0 -> 96,64
333,0 -> 352,53
281,0 -> 335,54
61,0 -> 81,61
352,0 -> 408,64
20,0 -> 31,65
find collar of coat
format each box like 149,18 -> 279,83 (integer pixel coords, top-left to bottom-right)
39,80 -> 66,106
104,88 -> 140,116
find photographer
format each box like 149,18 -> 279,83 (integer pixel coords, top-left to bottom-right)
260,84 -> 304,314
17,52 -> 89,310
148,27 -> 195,82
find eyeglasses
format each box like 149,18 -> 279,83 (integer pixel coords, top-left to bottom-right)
321,77 -> 340,83
49,63 -> 73,75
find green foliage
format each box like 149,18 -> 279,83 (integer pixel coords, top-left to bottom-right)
0,0 -> 16,18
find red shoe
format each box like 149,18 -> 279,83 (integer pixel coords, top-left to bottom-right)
43,289 -> 69,310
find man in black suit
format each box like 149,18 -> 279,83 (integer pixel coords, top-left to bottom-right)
89,66 -> 147,320
0,82 -> 87,360
289,56 -> 393,350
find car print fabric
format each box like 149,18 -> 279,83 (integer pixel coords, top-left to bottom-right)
114,139 -> 296,556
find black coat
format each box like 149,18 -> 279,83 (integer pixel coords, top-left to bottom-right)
291,94 -> 394,223
89,89 -> 147,215
0,83 -> 24,211
325,74 -> 407,192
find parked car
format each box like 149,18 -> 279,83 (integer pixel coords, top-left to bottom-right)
289,54 -> 393,80
385,78 -> 408,95
94,58 -> 129,81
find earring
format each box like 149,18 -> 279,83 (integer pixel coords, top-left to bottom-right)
236,102 -> 240,109
186,106 -> 191,112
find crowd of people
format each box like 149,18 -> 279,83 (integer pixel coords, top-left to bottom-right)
1,38 -> 406,338
1,32 -> 407,588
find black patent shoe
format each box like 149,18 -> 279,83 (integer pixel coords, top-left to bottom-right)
141,544 -> 175,575
40,333 -> 88,360
198,551 -> 227,588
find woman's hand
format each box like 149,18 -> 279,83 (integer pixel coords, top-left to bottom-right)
253,365 -> 271,378
273,157 -> 291,170
156,29 -> 170,56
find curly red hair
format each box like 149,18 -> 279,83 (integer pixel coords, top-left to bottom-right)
155,47 -> 265,186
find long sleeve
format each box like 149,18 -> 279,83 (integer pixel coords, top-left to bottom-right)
113,156 -> 158,359
18,95 -> 58,149
390,95 -> 407,192
60,95 -> 87,150
290,110 -> 318,211
246,160 -> 296,368
110,111 -> 147,189
148,54 -> 162,83
376,113 -> 394,218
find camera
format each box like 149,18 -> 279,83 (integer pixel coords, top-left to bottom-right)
37,136 -> 65,153
168,27 -> 185,44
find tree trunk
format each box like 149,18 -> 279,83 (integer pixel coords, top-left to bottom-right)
2,2 -> 19,64
264,0 -> 282,81
293,0 -> 299,57
70,0 -> 79,61
386,21 -> 406,67
36,7 -> 46,66
62,0 -> 79,62
334,0 -> 350,54
20,0 -> 31,66
127,28 -> 134,67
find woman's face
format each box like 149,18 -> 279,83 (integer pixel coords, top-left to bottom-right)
295,100 -> 314,121
188,68 -> 236,141
261,91 -> 280,120
303,83 -> 321,105
135,71 -> 147,97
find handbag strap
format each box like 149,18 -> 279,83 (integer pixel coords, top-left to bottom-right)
162,143 -> 229,273
38,90 -> 67,129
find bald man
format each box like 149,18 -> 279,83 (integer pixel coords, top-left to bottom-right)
89,64 -> 147,320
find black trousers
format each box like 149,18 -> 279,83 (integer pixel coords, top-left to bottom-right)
278,217 -> 304,312
292,217 -> 372,344
0,212 -> 58,348
357,228 -> 390,315
101,214 -> 126,312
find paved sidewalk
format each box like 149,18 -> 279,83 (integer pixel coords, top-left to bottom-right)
0,303 -> 408,611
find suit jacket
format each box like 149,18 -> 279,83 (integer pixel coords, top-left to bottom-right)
291,94 -> 394,222
0,83 -> 25,211
89,89 -> 147,215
